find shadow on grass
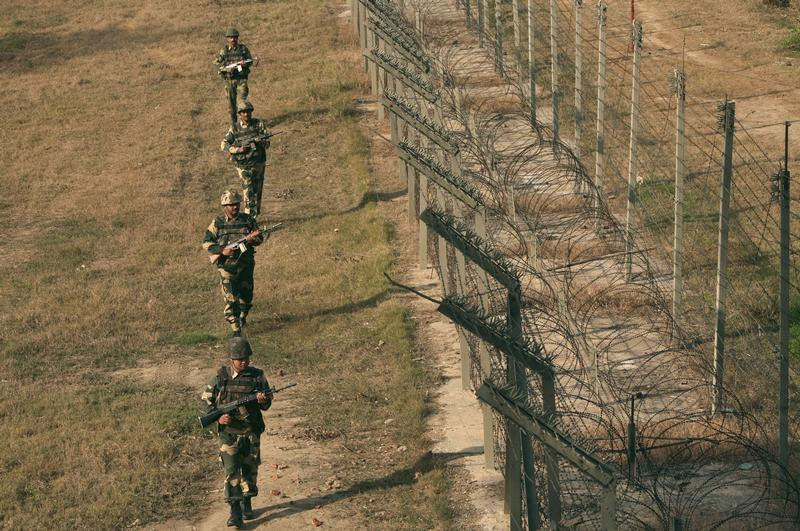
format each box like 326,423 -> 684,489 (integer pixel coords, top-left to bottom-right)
278,189 -> 407,225
0,25 -> 175,69
680,320 -> 780,350
244,448 -> 484,528
266,107 -> 330,127
248,288 -> 401,333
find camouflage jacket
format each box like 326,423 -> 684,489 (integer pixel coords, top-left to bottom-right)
202,212 -> 264,271
201,364 -> 272,434
215,43 -> 253,79
221,118 -> 270,167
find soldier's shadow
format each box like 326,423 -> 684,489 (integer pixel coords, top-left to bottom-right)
275,188 -> 408,225
241,448 -> 483,528
245,286 -> 403,334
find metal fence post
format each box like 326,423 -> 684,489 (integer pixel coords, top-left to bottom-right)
672,69 -> 686,342
600,484 -> 617,530
435,187 -> 452,289
779,121 -> 791,477
419,171 -> 429,269
359,0 -> 368,71
368,20 -> 378,96
624,20 -> 642,281
712,100 -> 735,415
512,0 -> 522,76
474,208 -> 496,467
574,0 -> 583,158
594,1 -> 607,218
508,286 -> 539,530
494,0 -> 504,73
550,0 -> 560,143
528,0 -> 536,125
483,0 -> 491,47
542,371 -> 562,526
377,32 -> 386,121
408,165 -> 418,224
451,202 -> 473,391
477,0 -> 485,46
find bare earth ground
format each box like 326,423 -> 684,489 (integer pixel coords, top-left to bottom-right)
404,266 -> 508,531
615,0 -> 800,155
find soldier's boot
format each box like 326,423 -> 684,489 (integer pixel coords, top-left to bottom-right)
240,312 -> 248,328
227,502 -> 243,528
241,496 -> 255,520
229,318 -> 242,337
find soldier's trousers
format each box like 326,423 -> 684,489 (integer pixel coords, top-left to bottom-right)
219,431 -> 261,502
225,78 -> 249,126
235,163 -> 266,218
218,262 -> 254,333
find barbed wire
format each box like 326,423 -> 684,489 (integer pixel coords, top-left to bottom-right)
358,0 -> 800,527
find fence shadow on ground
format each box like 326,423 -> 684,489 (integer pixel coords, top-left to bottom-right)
244,448 -> 483,528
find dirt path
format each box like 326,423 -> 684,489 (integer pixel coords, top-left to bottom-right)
406,268 -> 508,531
150,393 -> 363,530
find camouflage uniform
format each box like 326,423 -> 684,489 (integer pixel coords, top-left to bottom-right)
215,41 -> 255,126
203,211 -> 264,334
201,364 -> 272,504
221,117 -> 271,218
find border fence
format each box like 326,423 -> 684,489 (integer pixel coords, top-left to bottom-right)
352,0 -> 800,528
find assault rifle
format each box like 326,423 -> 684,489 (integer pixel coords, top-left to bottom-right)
219,57 -> 258,74
209,222 -> 283,265
198,383 -> 297,429
231,130 -> 283,161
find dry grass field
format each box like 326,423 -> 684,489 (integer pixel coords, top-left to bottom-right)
3,0 -> 799,528
0,0 -> 453,528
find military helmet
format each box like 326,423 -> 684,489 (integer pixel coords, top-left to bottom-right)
237,100 -> 254,113
220,189 -> 242,205
228,337 -> 252,360
225,27 -> 240,37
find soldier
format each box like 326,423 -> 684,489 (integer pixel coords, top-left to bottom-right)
221,100 -> 271,218
201,337 -> 272,528
215,27 -> 257,127
203,189 -> 264,336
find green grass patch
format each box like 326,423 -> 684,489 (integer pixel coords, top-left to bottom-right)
780,25 -> 800,51
789,298 -> 800,359
0,381 -> 211,529
0,31 -> 31,51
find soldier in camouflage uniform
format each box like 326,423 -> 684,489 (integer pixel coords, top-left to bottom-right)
215,27 -> 256,127
221,100 -> 271,218
203,190 -> 265,336
201,337 -> 272,528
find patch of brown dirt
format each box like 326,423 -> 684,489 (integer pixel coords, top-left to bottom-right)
624,0 -> 800,155
147,398 -> 363,531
